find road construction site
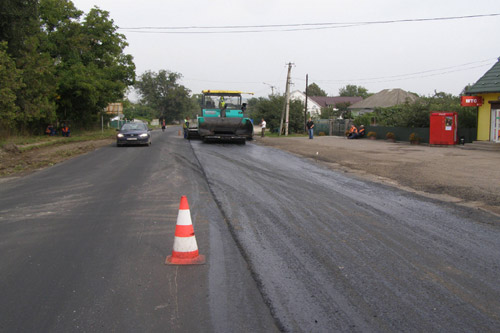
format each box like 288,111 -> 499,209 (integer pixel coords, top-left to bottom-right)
255,134 -> 500,216
0,127 -> 499,332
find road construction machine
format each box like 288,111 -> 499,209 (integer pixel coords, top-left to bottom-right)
188,90 -> 254,144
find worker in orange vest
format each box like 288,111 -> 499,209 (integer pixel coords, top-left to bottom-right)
358,125 -> 365,138
62,124 -> 70,137
348,124 -> 358,139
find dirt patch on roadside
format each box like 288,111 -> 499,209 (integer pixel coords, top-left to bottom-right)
255,136 -> 500,216
0,139 -> 114,179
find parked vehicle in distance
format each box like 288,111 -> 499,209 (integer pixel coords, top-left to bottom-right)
116,122 -> 151,147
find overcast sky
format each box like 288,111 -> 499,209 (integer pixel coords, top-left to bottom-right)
71,0 -> 500,98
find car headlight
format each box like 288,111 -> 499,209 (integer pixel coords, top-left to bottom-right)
139,133 -> 148,138
117,133 -> 124,138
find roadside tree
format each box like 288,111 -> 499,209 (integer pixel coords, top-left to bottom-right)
134,70 -> 192,123
40,1 -> 135,128
339,85 -> 371,99
306,83 -> 327,97
248,95 -> 304,133
0,42 -> 23,130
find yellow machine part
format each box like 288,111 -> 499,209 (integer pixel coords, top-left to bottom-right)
202,90 -> 254,95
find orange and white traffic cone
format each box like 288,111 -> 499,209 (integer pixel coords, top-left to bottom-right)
165,196 -> 205,265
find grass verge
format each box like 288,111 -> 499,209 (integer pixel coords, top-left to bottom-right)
0,129 -> 117,152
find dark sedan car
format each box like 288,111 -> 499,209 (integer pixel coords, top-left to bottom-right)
116,122 -> 152,147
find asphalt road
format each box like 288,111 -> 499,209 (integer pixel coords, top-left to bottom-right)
191,138 -> 500,332
1,127 -> 499,332
0,127 -> 278,332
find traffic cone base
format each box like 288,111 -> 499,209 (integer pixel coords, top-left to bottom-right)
165,254 -> 205,265
165,196 -> 205,265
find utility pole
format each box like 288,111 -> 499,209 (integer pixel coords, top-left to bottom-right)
304,74 -> 308,132
263,82 -> 276,96
279,62 -> 293,136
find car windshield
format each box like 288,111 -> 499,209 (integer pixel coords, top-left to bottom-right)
121,123 -> 147,131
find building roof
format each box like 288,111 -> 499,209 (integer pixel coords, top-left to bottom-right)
348,88 -> 418,109
466,58 -> 500,94
309,96 -> 363,108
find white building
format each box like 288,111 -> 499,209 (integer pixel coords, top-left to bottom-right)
290,90 -> 322,117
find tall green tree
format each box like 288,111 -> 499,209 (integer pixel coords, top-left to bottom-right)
339,84 -> 371,98
306,83 -> 327,97
248,95 -> 304,133
0,0 -> 39,58
0,0 -> 57,132
0,42 -> 23,129
135,70 -> 192,123
15,35 -> 57,131
40,1 -> 135,127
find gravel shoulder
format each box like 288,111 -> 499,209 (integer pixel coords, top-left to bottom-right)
255,135 -> 500,216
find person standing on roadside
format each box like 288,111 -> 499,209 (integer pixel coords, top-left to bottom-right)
183,116 -> 190,139
306,117 -> 315,139
260,118 -> 266,137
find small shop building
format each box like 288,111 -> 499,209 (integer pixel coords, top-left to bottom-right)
465,57 -> 500,142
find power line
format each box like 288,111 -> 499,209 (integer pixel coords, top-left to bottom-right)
293,58 -> 497,84
118,13 -> 500,34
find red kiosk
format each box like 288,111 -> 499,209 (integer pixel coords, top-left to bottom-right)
429,112 -> 458,145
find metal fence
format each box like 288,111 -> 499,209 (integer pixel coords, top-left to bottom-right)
314,119 -> 353,136
313,119 -> 477,143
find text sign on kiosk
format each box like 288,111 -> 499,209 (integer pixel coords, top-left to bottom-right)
461,96 -> 483,107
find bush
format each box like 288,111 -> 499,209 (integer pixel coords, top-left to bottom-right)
386,132 -> 395,140
367,131 -> 377,138
318,132 -> 326,136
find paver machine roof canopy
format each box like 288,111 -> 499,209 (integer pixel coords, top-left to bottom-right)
196,90 -> 254,143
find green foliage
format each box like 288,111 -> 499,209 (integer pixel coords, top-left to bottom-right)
320,106 -> 336,119
15,36 -> 57,130
41,3 -> 135,128
339,85 -> 371,98
0,0 -> 40,58
247,95 -> 304,133
0,0 -> 136,135
123,103 -> 157,120
353,113 -> 373,127
306,83 -> 327,97
366,92 -> 476,128
134,70 -> 192,123
0,42 -> 23,129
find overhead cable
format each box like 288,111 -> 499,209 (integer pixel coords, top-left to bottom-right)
119,13 -> 500,34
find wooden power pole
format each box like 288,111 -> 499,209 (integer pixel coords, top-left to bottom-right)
304,74 -> 308,132
280,62 -> 293,136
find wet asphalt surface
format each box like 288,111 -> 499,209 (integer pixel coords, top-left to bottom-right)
191,139 -> 500,332
1,128 -> 499,332
0,128 -> 278,332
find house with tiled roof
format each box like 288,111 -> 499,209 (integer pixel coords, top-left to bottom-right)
347,88 -> 418,116
309,96 -> 363,109
290,90 -> 363,117
465,57 -> 500,142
